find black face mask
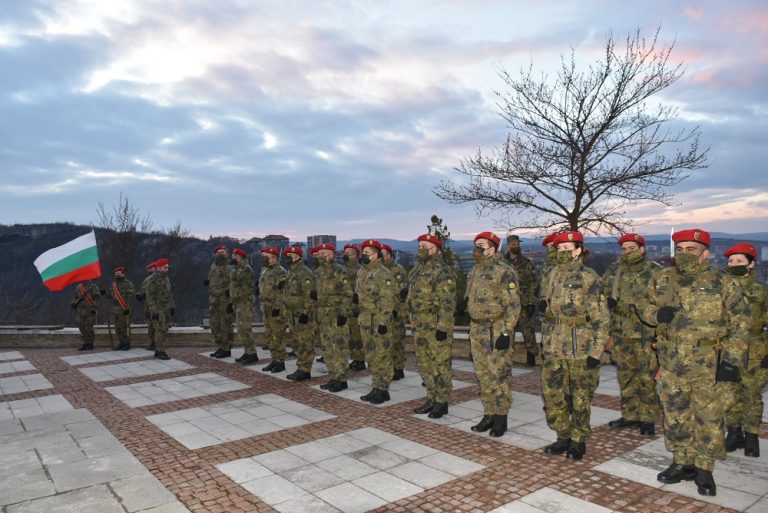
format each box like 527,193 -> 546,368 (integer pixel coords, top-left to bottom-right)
342,254 -> 350,262
726,265 -> 749,277
215,253 -> 227,264
361,254 -> 371,265
115,275 -> 124,280
261,256 -> 270,266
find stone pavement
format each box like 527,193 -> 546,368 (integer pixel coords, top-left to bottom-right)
0,346 -> 766,513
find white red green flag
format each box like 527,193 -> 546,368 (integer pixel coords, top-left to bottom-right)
33,231 -> 102,291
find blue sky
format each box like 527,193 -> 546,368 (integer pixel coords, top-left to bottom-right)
1,0 -> 767,241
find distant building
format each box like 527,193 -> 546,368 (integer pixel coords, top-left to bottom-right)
307,234 -> 337,250
259,235 -> 290,253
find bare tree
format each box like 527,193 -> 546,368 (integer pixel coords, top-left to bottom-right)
95,191 -> 153,270
435,28 -> 709,234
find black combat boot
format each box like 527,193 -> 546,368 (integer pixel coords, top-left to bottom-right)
320,379 -> 335,390
488,414 -> 507,437
262,361 -> 276,372
471,415 -> 493,432
744,432 -> 760,457
566,440 -> 586,460
154,350 -> 171,361
360,389 -> 376,402
657,463 -> 696,484
316,355 -> 325,363
525,351 -> 537,367
349,360 -> 366,371
639,422 -> 656,435
328,381 -> 348,393
725,426 -> 745,452
120,344 -> 131,351
369,389 -> 390,405
287,370 -> 311,381
238,353 -> 259,366
544,439 -> 571,455
78,343 -> 94,351
428,402 -> 448,419
608,417 -> 640,429
694,468 -> 716,496
392,368 -> 405,380
270,361 -> 286,373
413,399 -> 435,414
210,348 -> 231,358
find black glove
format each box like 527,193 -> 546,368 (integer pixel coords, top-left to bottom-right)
100,289 -> 107,296
70,302 -> 78,309
656,306 -> 678,323
224,289 -> 230,298
277,280 -> 285,290
298,313 -> 309,324
537,299 -> 548,314
151,313 -> 159,320
336,315 -> 347,327
135,293 -> 145,302
352,309 -> 360,317
761,354 -> 768,369
309,290 -> 318,300
170,307 -> 175,316
716,361 -> 740,382
377,324 -> 388,335
435,330 -> 447,341
90,309 -> 97,315
254,286 -> 260,297
399,287 -> 409,300
456,297 -> 468,313
352,293 -> 359,304
203,279 -> 209,287
586,356 -> 601,369
271,308 -> 280,317
392,310 -> 398,320
494,334 -> 510,350
122,308 -> 130,315
525,304 -> 535,317
607,297 -> 618,311
226,303 -> 234,313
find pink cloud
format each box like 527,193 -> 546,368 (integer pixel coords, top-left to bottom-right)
683,6 -> 705,22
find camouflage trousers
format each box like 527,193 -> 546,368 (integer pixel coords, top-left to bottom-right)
77,310 -> 97,344
234,299 -> 256,355
360,316 -> 392,390
149,311 -> 169,352
413,321 -> 453,403
144,305 -> 155,344
287,311 -> 315,373
470,320 -> 514,415
514,308 -> 538,354
349,314 -> 365,361
391,307 -> 406,370
613,337 -> 660,424
659,368 -> 727,472
209,299 -> 234,350
317,307 -> 349,382
726,365 -> 768,434
541,357 -> 600,443
261,302 -> 285,361
111,309 -> 131,346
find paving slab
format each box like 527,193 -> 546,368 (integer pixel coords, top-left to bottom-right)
105,372 -> 249,407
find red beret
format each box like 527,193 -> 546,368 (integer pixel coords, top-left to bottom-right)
155,258 -> 169,267
474,231 -> 501,248
261,247 -> 279,256
724,242 -> 758,259
672,228 -> 710,247
618,233 -> 645,247
309,246 -> 319,255
316,243 -> 335,252
381,243 -> 393,253
214,245 -> 227,253
112,266 -> 125,274
417,233 -> 443,248
146,261 -> 157,270
554,231 -> 583,245
233,248 -> 246,258
343,243 -> 359,253
541,233 -> 557,247
284,246 -> 303,257
361,239 -> 382,250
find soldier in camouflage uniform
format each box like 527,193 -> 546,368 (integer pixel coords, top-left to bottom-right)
229,248 -> 258,365
71,280 -> 100,351
538,233 -> 558,290
356,239 -> 397,404
466,231 -> 521,437
309,246 -> 325,362
260,247 -> 288,373
721,243 -> 768,458
505,234 -> 539,366
312,244 -> 353,392
637,228 -> 751,497
344,243 -> 366,371
602,234 -> 660,435
405,233 -> 456,418
107,266 -> 134,351
136,261 -> 157,351
281,246 -> 316,381
145,258 -> 174,360
382,243 -> 407,380
207,245 -> 234,358
538,231 -> 609,460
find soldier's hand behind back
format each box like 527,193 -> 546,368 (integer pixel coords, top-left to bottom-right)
435,330 -> 447,341
607,297 -> 618,311
336,315 -> 347,327
537,299 -> 548,314
456,297 -> 468,314
761,354 -> 768,369
525,304 -> 535,317
377,324 -> 388,335
494,334 -> 510,350
715,361 -> 740,382
586,356 -> 601,369
309,290 -> 318,300
271,308 -> 280,317
226,303 -> 234,313
399,287 -> 408,300
298,313 -> 309,324
656,306 -> 678,323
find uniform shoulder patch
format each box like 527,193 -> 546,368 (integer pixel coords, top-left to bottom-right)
599,293 -> 606,302
508,282 -> 516,289
447,279 -> 453,284
386,280 -> 392,286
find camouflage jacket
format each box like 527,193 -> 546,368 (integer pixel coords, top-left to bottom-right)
356,260 -> 396,327
466,253 -> 521,334
207,260 -> 231,303
505,252 -> 537,306
145,271 -> 174,314
540,259 -> 608,359
601,258 -> 660,339
385,260 -> 408,313
258,264 -> 287,306
315,261 -> 353,313
229,262 -> 255,304
139,273 -> 154,312
729,273 -> 768,367
281,262 -> 315,313
344,260 -> 361,287
636,263 -> 751,372
72,282 -> 100,314
107,278 -> 135,313
406,255 -> 456,332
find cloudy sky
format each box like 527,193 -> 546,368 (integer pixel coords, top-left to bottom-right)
1,0 -> 766,242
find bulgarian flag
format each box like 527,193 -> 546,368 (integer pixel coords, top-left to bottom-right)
33,231 -> 102,291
